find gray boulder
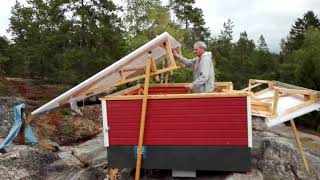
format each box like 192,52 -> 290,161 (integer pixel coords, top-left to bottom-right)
72,133 -> 107,167
252,131 -> 320,180
0,144 -> 57,180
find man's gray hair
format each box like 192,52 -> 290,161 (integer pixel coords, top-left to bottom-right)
194,41 -> 207,49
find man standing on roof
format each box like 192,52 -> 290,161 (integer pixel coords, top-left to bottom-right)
172,41 -> 214,93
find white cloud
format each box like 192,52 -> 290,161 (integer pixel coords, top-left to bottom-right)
1,0 -> 320,53
195,0 -> 320,52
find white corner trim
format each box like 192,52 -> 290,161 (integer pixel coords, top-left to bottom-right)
101,100 -> 109,147
247,96 -> 252,148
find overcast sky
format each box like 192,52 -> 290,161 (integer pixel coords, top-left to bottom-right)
1,0 -> 319,53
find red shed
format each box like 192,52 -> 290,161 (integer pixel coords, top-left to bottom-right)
101,83 -> 252,172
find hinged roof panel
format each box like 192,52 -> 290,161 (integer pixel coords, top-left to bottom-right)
32,32 -> 181,115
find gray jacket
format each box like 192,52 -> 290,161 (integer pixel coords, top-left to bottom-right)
175,52 -> 214,93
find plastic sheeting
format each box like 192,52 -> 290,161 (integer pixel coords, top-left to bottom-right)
0,103 -> 37,151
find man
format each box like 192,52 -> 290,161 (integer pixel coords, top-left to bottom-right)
172,41 -> 214,93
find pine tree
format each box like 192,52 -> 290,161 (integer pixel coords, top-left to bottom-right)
257,35 -> 269,52
282,11 -> 320,53
169,0 -> 211,44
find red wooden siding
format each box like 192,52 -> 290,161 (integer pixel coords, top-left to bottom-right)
106,97 -> 248,146
148,87 -> 188,94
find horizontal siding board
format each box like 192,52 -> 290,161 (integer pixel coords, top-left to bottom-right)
110,122 -> 247,130
110,138 -> 248,146
107,98 -> 246,108
148,87 -> 187,94
110,129 -> 247,137
106,96 -> 248,146
108,114 -> 247,123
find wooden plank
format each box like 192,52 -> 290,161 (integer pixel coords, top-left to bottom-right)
251,110 -> 271,117
122,66 -> 145,72
119,70 -> 125,81
285,100 -> 314,114
274,86 -> 316,96
240,83 -> 262,92
109,84 -> 141,96
249,79 -> 272,84
151,59 -> 160,81
272,89 -> 280,116
290,119 -> 310,172
164,72 -> 169,84
135,57 -> 152,180
103,92 -> 250,100
164,41 -> 176,74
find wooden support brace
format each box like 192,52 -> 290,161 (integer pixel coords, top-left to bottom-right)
272,89 -> 280,116
119,70 -> 125,81
241,83 -> 262,92
164,72 -> 169,84
290,119 -> 310,172
164,41 -> 176,75
135,57 -> 152,180
151,59 -> 160,81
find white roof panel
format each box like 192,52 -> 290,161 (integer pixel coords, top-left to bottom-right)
32,32 -> 181,115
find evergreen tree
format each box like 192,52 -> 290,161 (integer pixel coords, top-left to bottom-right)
282,11 -> 320,53
169,0 -> 210,45
0,36 -> 10,75
8,0 -> 125,83
257,35 -> 269,52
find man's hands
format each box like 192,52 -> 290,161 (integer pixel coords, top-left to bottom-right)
172,48 -> 179,57
185,84 -> 193,93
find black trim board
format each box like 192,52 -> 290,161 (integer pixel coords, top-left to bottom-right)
108,146 -> 251,172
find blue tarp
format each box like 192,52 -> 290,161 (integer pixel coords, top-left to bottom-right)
0,103 -> 37,150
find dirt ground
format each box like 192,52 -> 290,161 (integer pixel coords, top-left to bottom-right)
1,77 -> 102,145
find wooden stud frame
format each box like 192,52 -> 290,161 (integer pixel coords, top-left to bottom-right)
249,80 -> 319,119
58,40 -> 179,106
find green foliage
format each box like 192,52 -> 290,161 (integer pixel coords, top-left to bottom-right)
7,0 -> 126,83
169,0 -> 211,46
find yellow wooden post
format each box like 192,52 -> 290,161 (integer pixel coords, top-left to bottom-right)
290,119 -> 310,172
135,55 -> 152,180
164,72 -> 169,84
272,88 -> 280,116
164,41 -> 176,75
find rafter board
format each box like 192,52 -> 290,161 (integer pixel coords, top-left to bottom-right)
32,32 -> 181,115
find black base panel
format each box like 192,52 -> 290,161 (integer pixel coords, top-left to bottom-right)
108,146 -> 251,172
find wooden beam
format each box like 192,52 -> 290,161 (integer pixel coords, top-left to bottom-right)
290,119 -> 310,172
272,89 -> 280,116
241,83 -> 262,92
119,70 -> 125,81
135,57 -> 152,180
122,66 -> 145,72
164,41 -> 176,75
249,79 -> 272,84
151,59 -> 160,81
164,72 -> 169,84
104,92 -> 250,101
285,100 -> 314,114
274,86 -> 316,96
109,84 -> 141,96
